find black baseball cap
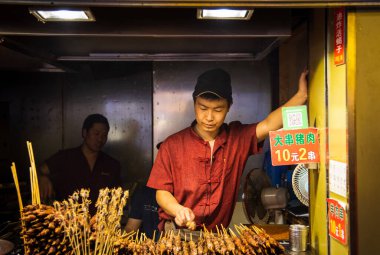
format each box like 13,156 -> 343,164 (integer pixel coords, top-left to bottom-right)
193,68 -> 233,103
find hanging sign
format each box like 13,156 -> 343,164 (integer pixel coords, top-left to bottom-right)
282,105 -> 308,130
329,160 -> 347,198
269,128 -> 320,166
327,198 -> 347,245
334,8 -> 346,65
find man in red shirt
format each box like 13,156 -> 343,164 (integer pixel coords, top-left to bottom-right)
147,68 -> 308,231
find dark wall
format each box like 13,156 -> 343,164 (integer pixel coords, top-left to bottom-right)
0,73 -> 64,183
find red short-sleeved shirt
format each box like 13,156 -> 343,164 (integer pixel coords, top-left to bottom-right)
147,121 -> 263,230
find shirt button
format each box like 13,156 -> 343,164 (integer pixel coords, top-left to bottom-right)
208,179 -> 211,183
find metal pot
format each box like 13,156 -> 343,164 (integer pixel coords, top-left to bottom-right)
0,239 -> 14,255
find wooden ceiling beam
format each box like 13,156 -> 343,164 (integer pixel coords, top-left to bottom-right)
0,36 -> 76,72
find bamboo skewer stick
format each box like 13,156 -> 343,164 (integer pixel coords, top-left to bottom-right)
10,162 -> 28,255
29,167 -> 35,205
159,231 -> 163,241
27,141 -> 41,205
10,162 -> 23,211
32,167 -> 37,204
234,225 -> 241,235
228,228 -> 236,237
221,225 -> 228,235
239,223 -> 248,230
216,225 -> 220,236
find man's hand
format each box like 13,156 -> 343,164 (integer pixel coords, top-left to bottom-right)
38,163 -> 54,201
186,221 -> 197,231
156,190 -> 196,230
297,69 -> 309,100
256,69 -> 309,141
125,218 -> 143,233
174,206 -> 195,229
39,175 -> 54,201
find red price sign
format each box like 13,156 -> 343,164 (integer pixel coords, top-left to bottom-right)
334,8 -> 346,65
269,128 -> 320,166
327,198 -> 347,245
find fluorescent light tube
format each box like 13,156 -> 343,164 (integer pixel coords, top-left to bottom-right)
197,9 -> 253,20
30,8 -> 95,22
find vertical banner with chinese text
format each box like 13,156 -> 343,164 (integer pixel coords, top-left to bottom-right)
269,128 -> 320,166
327,198 -> 347,245
334,8 -> 346,65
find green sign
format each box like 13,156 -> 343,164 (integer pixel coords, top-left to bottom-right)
282,105 -> 308,130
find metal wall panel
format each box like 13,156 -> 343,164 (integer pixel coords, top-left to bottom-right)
63,63 -> 153,184
0,63 -> 153,186
0,73 -> 63,181
153,61 -> 272,200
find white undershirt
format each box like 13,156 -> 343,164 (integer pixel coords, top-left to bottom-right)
209,140 -> 215,164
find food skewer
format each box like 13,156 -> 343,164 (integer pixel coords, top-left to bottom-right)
189,233 -> 198,255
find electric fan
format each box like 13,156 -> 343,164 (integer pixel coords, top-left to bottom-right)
292,164 -> 309,207
242,168 -> 271,224
261,186 -> 289,224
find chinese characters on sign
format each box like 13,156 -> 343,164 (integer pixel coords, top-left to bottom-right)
329,160 -> 347,198
269,128 -> 320,166
327,198 -> 347,245
334,8 -> 346,65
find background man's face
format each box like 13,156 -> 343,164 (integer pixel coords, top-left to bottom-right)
83,123 -> 109,152
194,97 -> 229,137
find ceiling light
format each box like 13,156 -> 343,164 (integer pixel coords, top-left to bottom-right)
197,9 -> 253,20
29,8 -> 95,22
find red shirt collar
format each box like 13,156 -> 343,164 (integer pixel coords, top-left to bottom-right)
189,120 -> 228,148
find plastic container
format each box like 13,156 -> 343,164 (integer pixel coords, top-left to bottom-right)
289,224 -> 309,252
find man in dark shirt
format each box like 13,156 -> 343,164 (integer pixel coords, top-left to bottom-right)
39,113 -> 121,214
125,185 -> 159,240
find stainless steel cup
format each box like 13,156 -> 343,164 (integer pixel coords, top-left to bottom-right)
289,224 -> 309,252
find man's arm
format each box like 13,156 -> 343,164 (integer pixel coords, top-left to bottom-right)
156,190 -> 196,230
256,70 -> 308,142
125,218 -> 143,233
38,163 -> 55,200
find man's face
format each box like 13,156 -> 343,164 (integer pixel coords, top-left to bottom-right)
83,123 -> 109,152
194,96 -> 229,138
